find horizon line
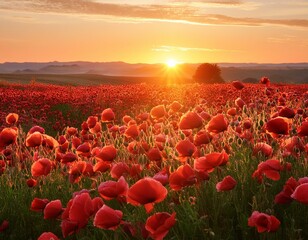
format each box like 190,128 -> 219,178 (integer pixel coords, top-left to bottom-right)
1,60 -> 308,65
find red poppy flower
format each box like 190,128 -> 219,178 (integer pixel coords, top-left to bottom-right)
89,122 -> 102,134
179,111 -> 203,130
68,192 -> 94,228
150,105 -> 166,119
275,177 -> 299,204
145,212 -> 176,240
31,158 -> 52,177
206,114 -> 228,134
110,162 -> 130,179
58,135 -> 69,151
227,108 -> 237,116
175,139 -> 196,158
76,142 -> 91,157
38,232 -> 59,240
66,127 -> 78,136
122,115 -> 132,124
248,211 -> 280,233
260,77 -> 270,86
199,111 -> 211,121
235,97 -> 245,109
216,175 -> 237,192
61,152 -> 78,164
169,101 -> 182,112
194,150 -> 229,173
0,220 -> 9,232
129,163 -> 143,179
127,141 -> 142,154
42,134 -> 59,150
194,130 -> 212,146
92,197 -> 104,215
137,112 -> 150,121
26,178 -> 37,187
242,119 -> 252,129
253,142 -> 273,157
26,132 -> 43,147
297,121 -> 308,137
147,148 -> 163,162
30,198 -> 49,212
93,161 -> 111,173
5,113 -> 19,125
61,199 -> 73,221
124,124 -> 139,139
72,189 -> 90,198
278,107 -> 295,118
252,159 -> 282,182
61,220 -> 79,238
101,108 -> 115,122
153,171 -> 169,186
235,125 -> 242,134
169,164 -> 197,191
0,127 -> 18,147
155,134 -> 166,143
93,205 -> 123,230
265,117 -> 289,138
127,177 -> 167,213
72,137 -> 81,149
86,116 -> 98,128
0,160 -> 6,175
98,176 -> 128,202
299,177 -> 308,184
69,161 -> 87,183
44,199 -> 63,219
232,81 -> 244,90
84,162 -> 96,177
291,183 -> 308,204
81,121 -> 89,131
94,145 -> 117,162
281,136 -> 304,156
28,126 -> 45,135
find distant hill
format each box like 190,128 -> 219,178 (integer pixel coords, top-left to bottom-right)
221,67 -> 308,84
0,61 -> 308,84
38,64 -> 83,74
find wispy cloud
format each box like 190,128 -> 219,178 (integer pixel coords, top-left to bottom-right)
170,0 -> 243,5
267,35 -> 296,44
152,45 -> 239,52
1,0 -> 308,28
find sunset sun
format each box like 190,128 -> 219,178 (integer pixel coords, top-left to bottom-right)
166,59 -> 178,68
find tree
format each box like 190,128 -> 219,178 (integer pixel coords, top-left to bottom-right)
193,63 -> 224,84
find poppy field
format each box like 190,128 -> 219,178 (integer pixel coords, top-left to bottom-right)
0,80 -> 307,240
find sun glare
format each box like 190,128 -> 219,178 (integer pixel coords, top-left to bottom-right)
166,59 -> 178,68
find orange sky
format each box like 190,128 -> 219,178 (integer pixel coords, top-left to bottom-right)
1,0 -> 308,63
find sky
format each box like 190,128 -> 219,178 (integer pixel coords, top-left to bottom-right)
1,0 -> 308,64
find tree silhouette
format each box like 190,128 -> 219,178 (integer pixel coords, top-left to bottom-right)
193,63 -> 224,84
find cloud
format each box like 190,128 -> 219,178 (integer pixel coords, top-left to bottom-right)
0,0 -> 196,18
152,45 -> 238,52
170,0 -> 243,5
1,0 -> 308,28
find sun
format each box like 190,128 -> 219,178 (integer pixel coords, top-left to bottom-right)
166,59 -> 178,68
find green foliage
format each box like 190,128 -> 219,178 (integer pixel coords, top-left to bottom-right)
193,63 -> 225,84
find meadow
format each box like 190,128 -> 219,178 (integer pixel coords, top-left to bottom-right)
0,80 -> 307,240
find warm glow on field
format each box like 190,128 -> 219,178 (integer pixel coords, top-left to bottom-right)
166,59 -> 178,68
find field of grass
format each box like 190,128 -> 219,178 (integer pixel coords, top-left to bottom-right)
0,81 -> 307,239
